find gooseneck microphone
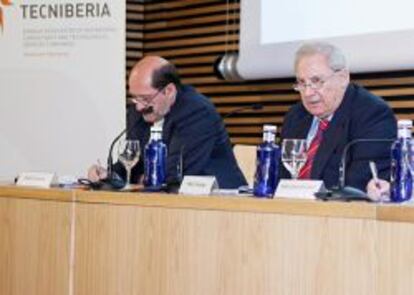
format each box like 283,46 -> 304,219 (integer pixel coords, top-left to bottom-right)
338,138 -> 395,189
93,126 -> 132,190
222,103 -> 263,119
106,127 -> 128,178
316,138 -> 394,201
98,109 -> 142,190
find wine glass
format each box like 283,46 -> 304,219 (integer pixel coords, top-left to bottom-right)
281,139 -> 307,179
117,139 -> 140,190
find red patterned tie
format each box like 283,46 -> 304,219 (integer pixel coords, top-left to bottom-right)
298,120 -> 329,179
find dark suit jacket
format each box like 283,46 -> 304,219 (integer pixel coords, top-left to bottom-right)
280,83 -> 397,191
114,85 -> 247,189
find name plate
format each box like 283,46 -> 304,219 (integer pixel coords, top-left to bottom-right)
16,172 -> 57,188
274,179 -> 326,200
179,176 -> 218,196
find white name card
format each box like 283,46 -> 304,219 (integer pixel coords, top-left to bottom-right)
16,172 -> 57,188
274,179 -> 326,200
179,176 -> 218,196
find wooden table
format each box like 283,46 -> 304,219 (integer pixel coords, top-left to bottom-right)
0,185 -> 413,295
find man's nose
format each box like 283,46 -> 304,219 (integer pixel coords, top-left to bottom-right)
302,85 -> 316,97
135,102 -> 145,112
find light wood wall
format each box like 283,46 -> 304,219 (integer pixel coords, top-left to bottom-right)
126,0 -> 414,145
3,187 -> 414,295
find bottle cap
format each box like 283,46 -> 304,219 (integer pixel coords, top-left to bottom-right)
398,119 -> 412,128
263,124 -> 277,133
150,125 -> 163,133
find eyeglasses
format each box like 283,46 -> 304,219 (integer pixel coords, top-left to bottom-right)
129,86 -> 165,105
293,70 -> 341,92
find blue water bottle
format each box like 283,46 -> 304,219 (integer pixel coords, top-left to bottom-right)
144,125 -> 167,190
253,125 -> 281,198
390,119 -> 413,202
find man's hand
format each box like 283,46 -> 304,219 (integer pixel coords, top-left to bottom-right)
366,178 -> 390,202
87,164 -> 108,182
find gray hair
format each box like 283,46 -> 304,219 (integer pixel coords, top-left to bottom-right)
294,42 -> 348,72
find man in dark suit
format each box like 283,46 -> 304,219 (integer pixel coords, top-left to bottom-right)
280,42 -> 396,191
88,56 -> 246,189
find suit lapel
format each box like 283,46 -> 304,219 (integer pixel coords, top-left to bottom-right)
289,112 -> 313,139
311,114 -> 348,178
162,88 -> 184,146
311,86 -> 353,178
162,115 -> 173,146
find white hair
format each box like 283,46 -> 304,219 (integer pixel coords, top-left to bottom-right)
294,42 -> 348,72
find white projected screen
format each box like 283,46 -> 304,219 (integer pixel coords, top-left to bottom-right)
261,0 -> 414,44
238,0 -> 414,79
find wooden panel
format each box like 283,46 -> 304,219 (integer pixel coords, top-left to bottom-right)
7,187 -> 414,295
145,3 -> 238,21
0,197 -> 71,295
147,44 -> 238,58
144,14 -> 238,31
377,221 -> 414,295
126,23 -> 143,31
145,0 -> 223,12
75,189 -> 377,219
145,35 -> 238,50
75,202 -> 376,295
146,24 -> 238,40
213,94 -> 299,104
126,12 -> 143,21
126,1 -> 144,97
126,31 -> 143,39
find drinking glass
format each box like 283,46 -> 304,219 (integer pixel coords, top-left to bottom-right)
117,139 -> 140,190
281,139 -> 307,179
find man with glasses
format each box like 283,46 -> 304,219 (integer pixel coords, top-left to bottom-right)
280,42 -> 396,191
88,56 -> 246,189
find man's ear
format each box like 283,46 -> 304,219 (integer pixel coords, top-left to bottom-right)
164,83 -> 177,101
338,69 -> 350,87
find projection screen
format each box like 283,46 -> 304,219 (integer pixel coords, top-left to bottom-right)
237,0 -> 414,79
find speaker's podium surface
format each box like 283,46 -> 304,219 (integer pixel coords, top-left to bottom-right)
0,185 -> 413,295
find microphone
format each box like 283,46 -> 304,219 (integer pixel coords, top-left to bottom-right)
95,110 -> 141,190
315,138 -> 394,201
106,127 -> 127,179
222,103 -> 263,119
91,127 -> 130,190
81,127 -> 127,191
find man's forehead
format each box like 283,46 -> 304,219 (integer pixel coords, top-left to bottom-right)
296,55 -> 331,78
129,73 -> 153,91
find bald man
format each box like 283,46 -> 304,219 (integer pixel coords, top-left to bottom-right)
88,56 -> 246,189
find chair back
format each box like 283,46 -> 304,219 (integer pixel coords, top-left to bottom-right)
233,144 -> 257,187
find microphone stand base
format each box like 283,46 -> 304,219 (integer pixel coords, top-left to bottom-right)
315,186 -> 372,202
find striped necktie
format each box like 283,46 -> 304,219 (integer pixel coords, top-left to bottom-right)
298,120 -> 329,179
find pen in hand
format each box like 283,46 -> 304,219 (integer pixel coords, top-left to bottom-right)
369,161 -> 380,189
96,159 -> 104,179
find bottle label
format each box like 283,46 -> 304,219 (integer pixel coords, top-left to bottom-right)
390,139 -> 413,202
398,128 -> 412,138
263,131 -> 275,142
253,144 -> 280,197
144,140 -> 167,188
